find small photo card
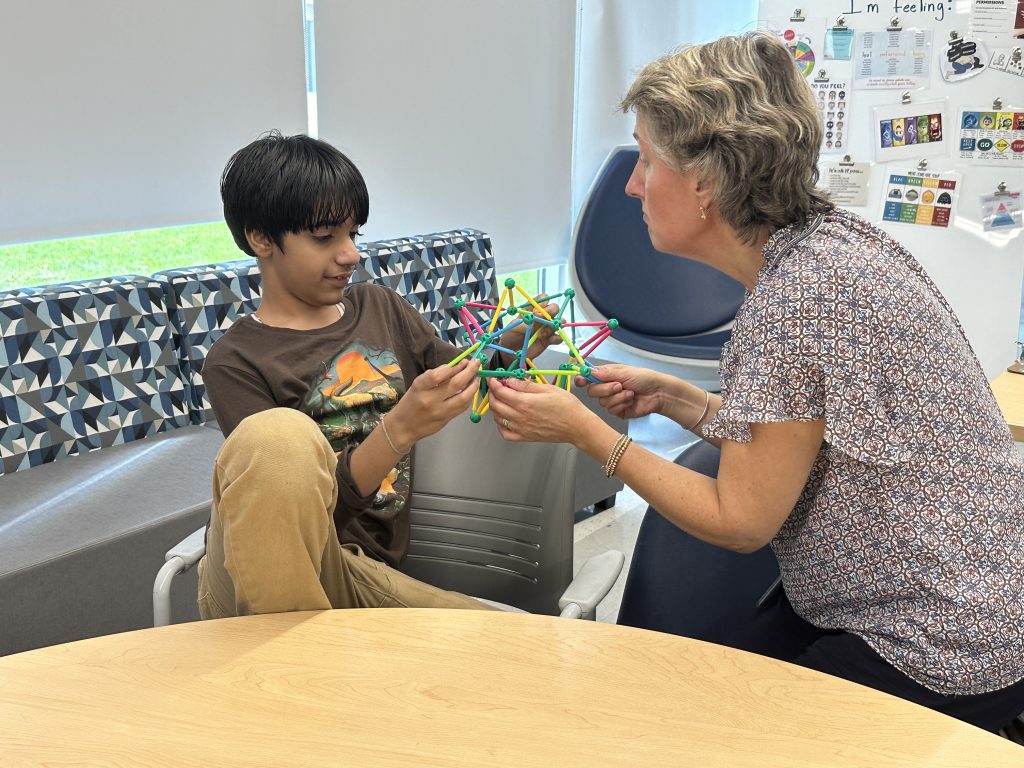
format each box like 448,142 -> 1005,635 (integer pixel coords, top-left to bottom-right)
880,169 -> 960,229
873,99 -> 948,162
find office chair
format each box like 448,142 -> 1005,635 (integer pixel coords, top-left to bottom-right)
615,439 -> 780,641
569,145 -> 746,391
154,417 -> 624,625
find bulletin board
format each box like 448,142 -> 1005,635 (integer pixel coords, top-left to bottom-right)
757,1 -> 1024,378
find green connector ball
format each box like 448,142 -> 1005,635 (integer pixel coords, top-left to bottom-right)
453,298 -> 465,309
504,277 -> 516,288
470,412 -> 482,423
523,312 -> 534,324
506,306 -> 518,316
579,366 -> 591,377
564,288 -> 575,298
514,369 -> 527,379
607,318 -> 619,329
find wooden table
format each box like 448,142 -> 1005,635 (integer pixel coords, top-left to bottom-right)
0,610 -> 1018,767
992,369 -> 1024,441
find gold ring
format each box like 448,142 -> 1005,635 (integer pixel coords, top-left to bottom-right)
502,417 -> 511,429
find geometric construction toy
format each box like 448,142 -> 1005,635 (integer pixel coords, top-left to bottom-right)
448,278 -> 617,422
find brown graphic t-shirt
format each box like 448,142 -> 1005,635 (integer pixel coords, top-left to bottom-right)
202,282 -> 457,568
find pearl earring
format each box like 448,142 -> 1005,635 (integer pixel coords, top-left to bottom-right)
699,206 -> 707,220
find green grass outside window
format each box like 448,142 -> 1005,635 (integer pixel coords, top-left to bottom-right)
0,222 -> 537,297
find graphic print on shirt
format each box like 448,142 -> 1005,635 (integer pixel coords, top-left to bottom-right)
303,341 -> 409,511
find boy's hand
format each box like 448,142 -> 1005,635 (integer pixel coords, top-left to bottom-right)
386,359 -> 481,448
498,298 -> 561,365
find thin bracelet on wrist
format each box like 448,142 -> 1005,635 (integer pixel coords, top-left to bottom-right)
602,433 -> 633,478
380,413 -> 410,456
686,390 -> 711,432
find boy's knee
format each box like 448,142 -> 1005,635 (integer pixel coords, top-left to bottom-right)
221,408 -> 332,470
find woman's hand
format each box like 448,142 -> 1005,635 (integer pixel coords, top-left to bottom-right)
386,359 -> 481,449
486,376 -> 593,445
575,364 -> 666,420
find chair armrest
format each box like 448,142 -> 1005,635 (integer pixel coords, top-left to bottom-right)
153,526 -> 207,627
558,550 -> 625,620
165,525 -> 207,567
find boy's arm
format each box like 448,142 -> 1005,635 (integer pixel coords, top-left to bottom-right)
203,362 -> 278,436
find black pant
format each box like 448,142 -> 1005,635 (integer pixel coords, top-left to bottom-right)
721,587 -> 1024,733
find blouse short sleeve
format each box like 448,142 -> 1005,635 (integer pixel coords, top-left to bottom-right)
704,246 -> 918,466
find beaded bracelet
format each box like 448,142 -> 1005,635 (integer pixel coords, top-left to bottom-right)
602,433 -> 633,478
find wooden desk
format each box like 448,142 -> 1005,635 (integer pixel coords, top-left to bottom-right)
0,610 -> 1018,767
992,370 -> 1024,441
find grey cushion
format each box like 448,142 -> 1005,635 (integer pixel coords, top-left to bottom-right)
0,426 -> 223,655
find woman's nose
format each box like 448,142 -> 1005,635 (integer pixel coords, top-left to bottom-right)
625,161 -> 643,198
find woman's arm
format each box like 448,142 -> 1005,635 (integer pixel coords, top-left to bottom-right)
487,377 -> 824,552
577,364 -> 724,446
574,412 -> 824,552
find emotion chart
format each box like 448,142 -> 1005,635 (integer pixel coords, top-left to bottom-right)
881,168 -> 960,228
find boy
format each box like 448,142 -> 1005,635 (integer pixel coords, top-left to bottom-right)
197,131 -> 553,617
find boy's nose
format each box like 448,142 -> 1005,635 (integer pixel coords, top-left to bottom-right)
338,240 -> 359,263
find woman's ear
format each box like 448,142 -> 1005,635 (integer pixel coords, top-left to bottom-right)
246,230 -> 274,259
695,178 -> 715,211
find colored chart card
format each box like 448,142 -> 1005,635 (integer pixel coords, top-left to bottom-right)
880,170 -> 960,229
873,99 -> 948,161
855,28 -> 933,90
958,108 -> 1024,166
810,72 -> 852,154
765,16 -> 827,79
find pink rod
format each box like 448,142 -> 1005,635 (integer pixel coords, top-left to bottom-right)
461,307 -> 486,337
458,309 -> 478,342
578,328 -> 612,357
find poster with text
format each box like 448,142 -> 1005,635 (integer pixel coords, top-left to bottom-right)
880,169 -> 960,229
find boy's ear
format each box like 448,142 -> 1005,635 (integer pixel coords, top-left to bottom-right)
246,229 -> 275,259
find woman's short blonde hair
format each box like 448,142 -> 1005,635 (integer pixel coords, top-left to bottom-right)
621,31 -> 832,244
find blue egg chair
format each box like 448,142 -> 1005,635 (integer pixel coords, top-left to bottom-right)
570,145 -> 745,390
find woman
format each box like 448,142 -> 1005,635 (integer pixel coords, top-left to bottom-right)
487,32 -> 1024,730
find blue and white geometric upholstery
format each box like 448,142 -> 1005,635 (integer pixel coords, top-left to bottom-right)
0,276 -> 191,475
155,228 -> 496,424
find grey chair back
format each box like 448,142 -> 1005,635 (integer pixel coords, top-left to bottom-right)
404,416 -> 576,615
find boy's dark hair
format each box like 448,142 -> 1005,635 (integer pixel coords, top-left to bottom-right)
220,130 -> 369,256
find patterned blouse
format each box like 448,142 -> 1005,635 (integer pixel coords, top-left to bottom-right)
704,207 -> 1024,695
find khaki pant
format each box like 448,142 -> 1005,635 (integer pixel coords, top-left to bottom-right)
197,408 -> 491,618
